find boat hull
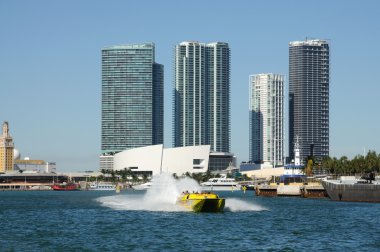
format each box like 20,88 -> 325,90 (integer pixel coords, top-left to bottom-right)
89,183 -> 116,191
178,193 -> 225,212
322,180 -> 380,202
200,185 -> 240,191
51,184 -> 78,191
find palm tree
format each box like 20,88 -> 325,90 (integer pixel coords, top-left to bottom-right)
365,150 -> 378,172
339,156 -> 348,175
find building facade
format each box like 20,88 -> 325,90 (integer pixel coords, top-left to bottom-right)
113,144 -> 210,176
101,43 -> 164,155
99,154 -> 114,171
0,121 -> 14,172
289,39 -> 330,162
173,41 -> 230,153
208,152 -> 236,172
249,74 -> 284,167
14,159 -> 56,173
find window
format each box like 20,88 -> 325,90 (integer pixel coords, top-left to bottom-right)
193,159 -> 202,165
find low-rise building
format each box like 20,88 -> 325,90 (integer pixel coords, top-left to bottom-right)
113,144 -> 210,176
14,159 -> 56,173
208,152 -> 236,172
99,154 -> 114,171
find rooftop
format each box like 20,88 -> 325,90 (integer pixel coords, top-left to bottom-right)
289,39 -> 328,47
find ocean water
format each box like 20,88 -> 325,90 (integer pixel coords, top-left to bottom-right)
1,177 -> 380,251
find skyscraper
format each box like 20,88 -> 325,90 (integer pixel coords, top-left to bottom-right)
249,74 -> 284,166
0,121 -> 14,172
101,43 -> 163,155
289,39 -> 329,162
173,41 -> 230,152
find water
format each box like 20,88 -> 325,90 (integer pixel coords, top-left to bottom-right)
1,176 -> 380,251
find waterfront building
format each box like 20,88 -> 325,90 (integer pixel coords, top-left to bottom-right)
208,152 -> 236,172
101,43 -> 164,155
249,74 -> 284,167
0,121 -> 14,172
113,144 -> 211,176
14,159 -> 56,173
240,161 -> 275,172
173,41 -> 230,153
289,39 -> 330,162
0,173 -> 67,188
99,154 -> 114,171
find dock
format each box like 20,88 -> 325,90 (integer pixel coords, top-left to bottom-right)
0,183 -> 53,190
255,183 -> 327,198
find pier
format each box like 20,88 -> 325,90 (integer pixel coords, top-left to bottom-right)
255,183 -> 327,198
0,183 -> 53,190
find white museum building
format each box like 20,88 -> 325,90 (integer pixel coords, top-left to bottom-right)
113,144 -> 210,176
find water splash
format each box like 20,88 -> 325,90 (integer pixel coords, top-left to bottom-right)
225,198 -> 267,212
97,173 -> 265,212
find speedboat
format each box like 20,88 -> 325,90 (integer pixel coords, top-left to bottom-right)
177,192 -> 225,212
200,174 -> 240,191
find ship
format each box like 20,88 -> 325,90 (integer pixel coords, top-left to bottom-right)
89,182 -> 116,191
133,181 -> 152,190
322,173 -> 380,202
178,192 -> 225,212
200,174 -> 240,191
51,183 -> 79,191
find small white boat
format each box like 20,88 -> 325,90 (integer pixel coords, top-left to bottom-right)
133,181 -> 152,190
89,182 -> 116,191
200,174 -> 240,191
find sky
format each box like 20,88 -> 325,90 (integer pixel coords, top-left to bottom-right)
1,0 -> 380,172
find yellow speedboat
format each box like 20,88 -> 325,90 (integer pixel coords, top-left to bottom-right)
178,192 -> 225,212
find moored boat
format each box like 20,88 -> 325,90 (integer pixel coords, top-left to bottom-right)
322,175 -> 380,202
89,182 -> 116,191
177,192 -> 225,212
200,174 -> 240,191
133,181 -> 152,190
51,183 -> 79,191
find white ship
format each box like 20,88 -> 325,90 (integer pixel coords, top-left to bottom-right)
89,182 -> 116,191
200,174 -> 240,191
133,181 -> 152,190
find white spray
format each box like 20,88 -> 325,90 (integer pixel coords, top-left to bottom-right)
97,173 -> 265,212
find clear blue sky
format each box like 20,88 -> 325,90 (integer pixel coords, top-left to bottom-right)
1,0 -> 379,172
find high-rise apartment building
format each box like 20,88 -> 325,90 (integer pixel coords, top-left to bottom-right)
101,43 -> 163,155
289,39 -> 329,162
173,41 -> 230,152
0,121 -> 14,172
249,74 -> 284,166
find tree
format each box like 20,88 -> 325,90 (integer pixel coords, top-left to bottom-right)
319,150 -> 380,175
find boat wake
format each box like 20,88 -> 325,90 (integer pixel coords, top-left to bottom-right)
97,173 -> 198,212
224,198 -> 267,212
96,173 -> 265,212
96,194 -> 189,212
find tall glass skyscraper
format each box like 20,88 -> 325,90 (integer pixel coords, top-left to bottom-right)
101,43 -> 163,154
173,41 -> 230,152
249,74 -> 284,166
289,39 -> 329,162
